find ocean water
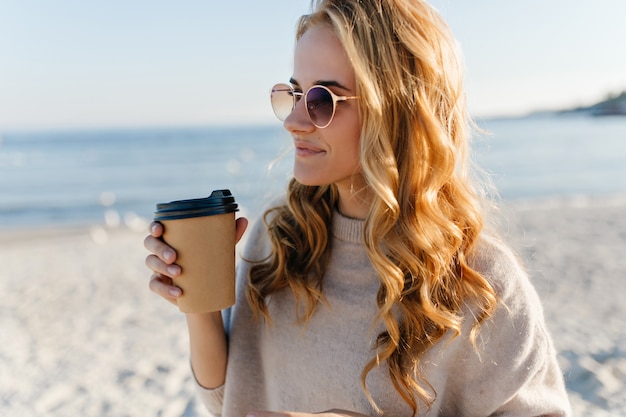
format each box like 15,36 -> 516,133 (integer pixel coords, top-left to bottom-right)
1,116 -> 625,232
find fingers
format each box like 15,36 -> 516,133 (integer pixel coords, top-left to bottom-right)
235,217 -> 249,244
144,222 -> 180,279
149,273 -> 181,305
144,233 -> 177,264
149,221 -> 163,237
146,222 -> 181,306
145,253 -> 181,278
146,221 -> 177,264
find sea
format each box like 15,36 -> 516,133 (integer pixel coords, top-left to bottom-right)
1,115 -> 625,232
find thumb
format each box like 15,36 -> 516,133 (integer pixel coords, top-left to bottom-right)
235,216 -> 249,243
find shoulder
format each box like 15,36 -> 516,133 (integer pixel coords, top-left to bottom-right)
468,233 -> 537,307
450,234 -> 571,415
240,195 -> 287,261
467,233 -> 552,351
466,233 -> 553,359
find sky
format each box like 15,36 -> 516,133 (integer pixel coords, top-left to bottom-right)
0,0 -> 625,131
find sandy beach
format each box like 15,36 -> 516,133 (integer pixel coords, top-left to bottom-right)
1,195 -> 625,417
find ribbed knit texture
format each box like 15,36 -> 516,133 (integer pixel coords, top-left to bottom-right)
331,210 -> 364,242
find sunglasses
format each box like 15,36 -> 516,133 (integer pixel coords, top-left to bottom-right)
270,83 -> 359,128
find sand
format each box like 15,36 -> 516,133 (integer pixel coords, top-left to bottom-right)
1,195 -> 625,416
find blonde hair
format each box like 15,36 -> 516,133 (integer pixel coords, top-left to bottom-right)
247,0 -> 497,414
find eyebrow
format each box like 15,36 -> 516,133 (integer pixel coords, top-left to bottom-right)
289,77 -> 352,91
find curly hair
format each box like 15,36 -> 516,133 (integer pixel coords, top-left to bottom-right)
246,0 -> 497,414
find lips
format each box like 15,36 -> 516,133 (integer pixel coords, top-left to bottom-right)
294,140 -> 325,157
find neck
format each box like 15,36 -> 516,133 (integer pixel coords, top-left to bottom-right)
335,176 -> 372,220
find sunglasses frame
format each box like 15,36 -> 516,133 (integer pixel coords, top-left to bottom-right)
271,83 -> 359,128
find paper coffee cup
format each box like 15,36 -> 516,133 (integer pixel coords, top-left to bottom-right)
154,189 -> 238,313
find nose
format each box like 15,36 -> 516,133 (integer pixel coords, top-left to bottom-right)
283,97 -> 315,133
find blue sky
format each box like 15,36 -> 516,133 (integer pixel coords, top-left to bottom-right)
0,0 -> 624,130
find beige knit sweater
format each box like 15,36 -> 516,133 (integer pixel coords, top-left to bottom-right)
194,210 -> 571,417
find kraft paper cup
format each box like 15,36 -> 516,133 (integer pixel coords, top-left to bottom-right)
154,189 -> 238,313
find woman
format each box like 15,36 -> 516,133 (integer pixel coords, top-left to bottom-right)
145,0 -> 571,416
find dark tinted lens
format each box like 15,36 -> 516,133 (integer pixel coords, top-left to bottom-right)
306,86 -> 334,127
271,84 -> 294,121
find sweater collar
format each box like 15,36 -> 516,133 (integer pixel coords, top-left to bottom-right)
331,210 -> 365,243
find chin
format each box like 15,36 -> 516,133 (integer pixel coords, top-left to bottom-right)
294,177 -> 324,187
293,168 -> 324,187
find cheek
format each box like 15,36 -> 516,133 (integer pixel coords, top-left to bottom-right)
335,122 -> 362,170
345,118 -> 362,161
321,106 -> 362,172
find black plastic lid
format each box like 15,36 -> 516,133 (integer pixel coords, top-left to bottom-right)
154,189 -> 238,221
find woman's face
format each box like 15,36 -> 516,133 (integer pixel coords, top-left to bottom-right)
284,24 -> 362,190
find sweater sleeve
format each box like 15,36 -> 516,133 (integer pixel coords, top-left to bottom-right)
444,237 -> 572,416
194,380 -> 225,417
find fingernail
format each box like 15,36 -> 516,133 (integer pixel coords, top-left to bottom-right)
167,265 -> 180,276
164,249 -> 175,262
169,287 -> 181,297
151,223 -> 159,234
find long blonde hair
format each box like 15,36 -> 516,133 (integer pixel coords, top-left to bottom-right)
247,0 -> 497,414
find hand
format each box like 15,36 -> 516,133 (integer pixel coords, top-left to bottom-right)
246,410 -> 369,417
144,217 -> 249,305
